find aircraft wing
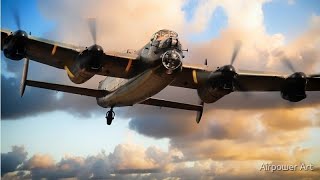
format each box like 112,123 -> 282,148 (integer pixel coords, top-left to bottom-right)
170,64 -> 209,89
25,80 -> 109,97
235,73 -> 320,91
170,65 -> 320,91
1,29 -> 140,79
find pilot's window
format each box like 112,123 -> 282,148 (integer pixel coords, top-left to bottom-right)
151,30 -> 180,49
151,33 -> 159,42
151,30 -> 178,42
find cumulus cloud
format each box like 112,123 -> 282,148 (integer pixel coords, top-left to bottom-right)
2,144 -> 320,179
23,154 -> 55,169
260,108 -> 314,131
266,13 -> 320,73
37,0 -> 186,50
1,73 -> 102,119
127,106 -> 320,178
1,146 -> 27,176
2,144 -> 172,179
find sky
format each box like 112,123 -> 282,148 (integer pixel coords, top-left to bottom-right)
1,0 -> 320,179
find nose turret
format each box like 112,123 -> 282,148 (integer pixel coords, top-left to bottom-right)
161,49 -> 183,74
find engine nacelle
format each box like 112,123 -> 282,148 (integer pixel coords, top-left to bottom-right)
67,45 -> 104,84
197,65 -> 237,103
281,72 -> 307,102
3,30 -> 28,60
197,84 -> 232,103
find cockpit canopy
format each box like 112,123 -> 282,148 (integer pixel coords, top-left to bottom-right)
150,29 -> 181,50
151,29 -> 178,42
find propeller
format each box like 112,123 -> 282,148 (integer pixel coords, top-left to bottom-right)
88,18 -> 97,44
283,59 -> 296,73
12,7 -> 21,29
229,41 -> 250,96
282,59 -> 320,79
230,40 -> 242,65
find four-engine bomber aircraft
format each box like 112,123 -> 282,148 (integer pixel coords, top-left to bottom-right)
2,20 -> 320,125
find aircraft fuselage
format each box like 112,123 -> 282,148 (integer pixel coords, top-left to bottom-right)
97,30 -> 184,108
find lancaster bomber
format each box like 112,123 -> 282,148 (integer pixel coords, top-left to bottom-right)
2,19 -> 320,125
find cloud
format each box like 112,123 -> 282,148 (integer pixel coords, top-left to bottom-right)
1,146 -> 28,176
266,13 -> 320,73
37,0 -> 186,50
23,154 -> 55,169
128,106 -> 320,166
1,144 -> 170,179
260,108 -> 314,131
2,144 -> 320,179
128,104 -> 320,139
128,109 -> 198,138
1,73 -> 102,119
108,144 -> 159,169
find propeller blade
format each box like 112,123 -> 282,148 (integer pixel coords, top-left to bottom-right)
20,57 -> 29,97
283,59 -> 296,73
13,7 -> 21,29
230,41 -> 242,65
88,18 -> 97,44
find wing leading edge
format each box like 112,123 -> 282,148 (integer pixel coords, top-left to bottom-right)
1,29 -> 141,79
170,65 -> 320,91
